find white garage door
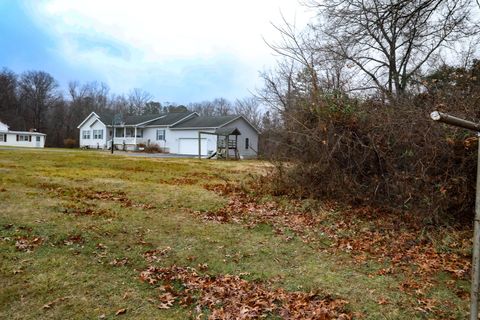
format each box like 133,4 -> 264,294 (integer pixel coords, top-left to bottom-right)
179,138 -> 207,155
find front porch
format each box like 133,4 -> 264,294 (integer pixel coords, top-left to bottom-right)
107,127 -> 147,150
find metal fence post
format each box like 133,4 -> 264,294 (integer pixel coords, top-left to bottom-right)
430,111 -> 480,319
471,132 -> 480,319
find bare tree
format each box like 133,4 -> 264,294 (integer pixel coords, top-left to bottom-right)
310,0 -> 479,99
128,88 -> 153,115
234,97 -> 264,130
0,68 -> 20,127
18,71 -> 59,131
188,98 -> 234,116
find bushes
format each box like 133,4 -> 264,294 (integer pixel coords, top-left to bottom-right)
63,138 -> 77,148
261,93 -> 478,222
143,144 -> 167,153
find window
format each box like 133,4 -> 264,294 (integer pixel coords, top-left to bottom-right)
125,128 -> 134,137
245,138 -> 249,150
93,129 -> 103,139
36,136 -> 41,142
0,134 -> 5,142
17,135 -> 30,142
82,130 -> 91,139
156,129 -> 165,141
136,129 -> 143,138
115,128 -> 124,137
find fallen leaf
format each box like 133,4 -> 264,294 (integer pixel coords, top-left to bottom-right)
115,308 -> 127,316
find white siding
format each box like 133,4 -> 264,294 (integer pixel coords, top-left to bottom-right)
0,122 -> 9,131
79,116 -> 107,149
142,127 -> 169,151
0,132 -> 45,148
221,118 -> 259,158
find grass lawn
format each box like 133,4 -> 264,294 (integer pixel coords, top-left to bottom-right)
0,148 -> 471,319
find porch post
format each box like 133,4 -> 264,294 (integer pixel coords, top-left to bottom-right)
134,127 -> 137,147
226,135 -> 229,160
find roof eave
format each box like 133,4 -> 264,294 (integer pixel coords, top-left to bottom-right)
220,115 -> 261,134
77,112 -> 100,129
134,115 -> 167,127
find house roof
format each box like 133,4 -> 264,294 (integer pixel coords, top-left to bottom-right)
172,115 -> 240,129
145,112 -> 195,126
94,112 -> 195,126
96,113 -> 160,126
215,127 -> 241,136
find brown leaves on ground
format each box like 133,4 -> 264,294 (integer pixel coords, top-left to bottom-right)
143,247 -> 172,263
201,184 -> 318,239
140,265 -> 350,320
36,182 -> 157,216
42,296 -> 69,310
170,177 -> 199,185
15,236 -> 43,252
40,182 -> 155,211
328,207 -> 471,282
110,257 -> 129,267
62,234 -> 85,246
115,308 -> 127,316
201,183 -> 472,312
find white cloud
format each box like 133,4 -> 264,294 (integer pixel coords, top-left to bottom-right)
23,0 -> 316,102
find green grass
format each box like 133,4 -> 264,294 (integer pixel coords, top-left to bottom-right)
0,148 -> 469,319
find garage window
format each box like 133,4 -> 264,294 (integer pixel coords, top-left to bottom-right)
156,129 -> 165,141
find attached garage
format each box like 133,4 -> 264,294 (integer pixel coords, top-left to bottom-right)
178,138 -> 207,155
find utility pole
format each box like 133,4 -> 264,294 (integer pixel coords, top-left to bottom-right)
111,117 -> 115,154
111,114 -> 122,154
430,111 -> 480,320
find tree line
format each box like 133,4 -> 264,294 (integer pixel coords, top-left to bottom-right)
0,69 -> 265,147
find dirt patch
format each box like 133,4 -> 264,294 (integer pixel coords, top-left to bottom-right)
140,265 -> 350,320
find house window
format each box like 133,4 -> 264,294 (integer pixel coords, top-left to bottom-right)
93,129 -> 103,139
0,134 -> 5,142
245,138 -> 249,150
136,129 -> 143,138
36,136 -> 41,142
156,129 -> 165,141
115,128 -> 124,137
125,128 -> 134,137
17,135 -> 30,142
82,130 -> 91,139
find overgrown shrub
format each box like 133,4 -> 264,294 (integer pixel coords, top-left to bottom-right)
261,62 -> 480,222
63,138 -> 77,148
144,144 -> 167,153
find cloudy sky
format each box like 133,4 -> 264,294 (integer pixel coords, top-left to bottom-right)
0,1 -> 314,104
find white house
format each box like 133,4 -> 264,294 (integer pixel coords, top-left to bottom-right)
77,111 -> 259,158
0,121 -> 46,148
